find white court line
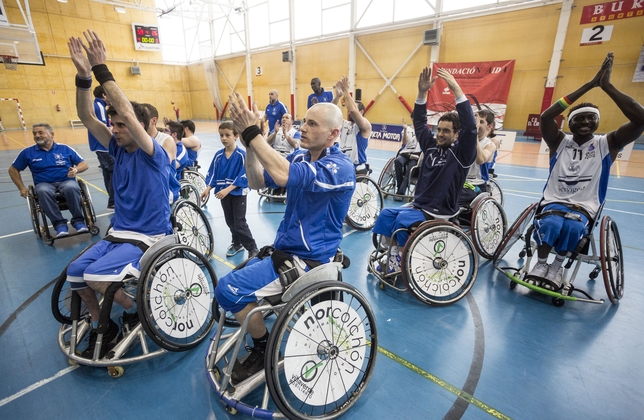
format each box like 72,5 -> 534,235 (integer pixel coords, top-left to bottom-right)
343,229 -> 358,237
604,207 -> 644,217
0,365 -> 79,407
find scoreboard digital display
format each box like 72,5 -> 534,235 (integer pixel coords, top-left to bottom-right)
132,23 -> 161,51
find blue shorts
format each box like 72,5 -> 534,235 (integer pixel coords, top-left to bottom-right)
533,204 -> 590,254
66,240 -> 145,290
372,207 -> 426,247
215,257 -> 282,313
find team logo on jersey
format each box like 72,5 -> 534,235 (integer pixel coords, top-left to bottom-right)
588,144 -> 595,152
54,153 -> 66,166
326,162 -> 339,174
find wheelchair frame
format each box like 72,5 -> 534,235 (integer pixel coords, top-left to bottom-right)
258,186 -> 287,203
493,202 -> 624,306
377,152 -> 423,202
172,198 -> 214,258
182,167 -> 209,207
53,236 -> 219,377
27,179 -> 100,246
206,262 -> 378,419
345,165 -> 384,231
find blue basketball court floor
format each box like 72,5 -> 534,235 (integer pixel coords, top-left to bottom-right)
1,126 -> 643,419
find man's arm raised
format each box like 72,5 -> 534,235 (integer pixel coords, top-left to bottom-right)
339,75 -> 371,138
81,30 -> 155,156
69,37 -> 112,149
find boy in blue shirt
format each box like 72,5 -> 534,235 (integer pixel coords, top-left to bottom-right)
201,121 -> 258,259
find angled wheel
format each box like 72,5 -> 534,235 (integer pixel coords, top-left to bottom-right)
345,176 -> 383,231
172,199 -> 214,258
401,221 -> 478,305
78,179 -> 100,236
179,181 -> 201,206
137,244 -> 218,351
470,196 -> 507,259
182,169 -> 208,207
377,156 -> 396,199
27,186 -> 41,237
265,281 -> 377,420
492,202 -> 538,262
488,178 -> 504,206
600,216 -> 624,304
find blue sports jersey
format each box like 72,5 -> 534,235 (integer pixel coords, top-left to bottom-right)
174,142 -> 191,180
264,144 -> 355,262
109,136 -> 173,235
265,100 -> 288,133
12,142 -> 85,185
411,99 -> 477,217
307,90 -> 334,108
88,97 -> 109,152
204,146 -> 249,196
186,147 -> 198,166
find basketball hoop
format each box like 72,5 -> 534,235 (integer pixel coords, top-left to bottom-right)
2,55 -> 18,71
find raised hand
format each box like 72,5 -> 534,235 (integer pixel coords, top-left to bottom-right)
418,67 -> 436,93
68,37 -> 91,77
599,52 -> 614,89
80,30 -> 107,68
339,75 -> 350,93
274,120 -> 280,133
437,68 -> 463,98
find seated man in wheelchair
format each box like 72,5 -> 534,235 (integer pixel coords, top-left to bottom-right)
215,97 -> 355,384
457,109 -> 498,213
333,75 -> 372,175
372,67 -> 477,273
393,117 -> 421,200
527,52 -> 644,291
265,113 -> 301,196
9,123 -> 90,237
165,120 -> 191,180
66,31 -> 174,358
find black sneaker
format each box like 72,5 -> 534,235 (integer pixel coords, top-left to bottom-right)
248,248 -> 259,259
82,319 -> 119,359
230,345 -> 265,384
118,311 -> 140,340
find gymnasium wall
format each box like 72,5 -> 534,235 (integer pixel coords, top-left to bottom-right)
0,0 -> 643,134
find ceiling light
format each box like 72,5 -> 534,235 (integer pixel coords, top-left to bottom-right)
57,0 -> 68,3
114,6 -> 126,13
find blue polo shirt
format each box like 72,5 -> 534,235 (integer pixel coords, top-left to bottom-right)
307,90 -> 334,108
12,142 -> 85,185
265,100 -> 288,133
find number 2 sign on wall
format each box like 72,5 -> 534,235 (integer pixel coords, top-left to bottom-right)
580,24 -> 614,45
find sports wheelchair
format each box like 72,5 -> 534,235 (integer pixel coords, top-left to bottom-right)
206,259 -> 377,419
258,186 -> 288,203
367,194 -> 507,305
493,202 -> 623,306
377,152 -> 423,202
26,179 -> 100,245
182,165 -> 209,207
345,164 -> 384,231
487,178 -> 504,206
172,198 -> 215,258
52,233 -> 218,377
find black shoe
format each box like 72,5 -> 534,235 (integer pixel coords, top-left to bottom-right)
82,319 -> 119,359
248,248 -> 259,259
118,311 -> 140,340
230,345 -> 265,384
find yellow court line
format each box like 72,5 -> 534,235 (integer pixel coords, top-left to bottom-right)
377,345 -> 512,420
210,253 -> 236,269
615,160 -> 620,178
77,176 -> 107,196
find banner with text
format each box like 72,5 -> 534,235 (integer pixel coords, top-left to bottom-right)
427,60 -> 515,129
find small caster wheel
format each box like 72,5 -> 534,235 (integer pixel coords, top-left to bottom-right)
379,282 -> 385,290
519,250 -> 526,258
213,367 -> 221,381
552,298 -> 564,307
226,405 -> 238,415
509,281 -> 517,290
589,269 -> 599,280
90,226 -> 100,235
45,237 -> 54,246
108,366 -> 124,378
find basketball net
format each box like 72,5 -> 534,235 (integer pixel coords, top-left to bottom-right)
2,55 -> 18,71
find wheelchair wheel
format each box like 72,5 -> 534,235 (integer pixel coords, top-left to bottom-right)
172,199 -> 214,258
492,202 -> 538,262
377,156 -> 396,199
488,178 -> 504,206
27,186 -> 41,237
78,179 -> 100,236
137,244 -> 218,351
183,169 -> 208,207
401,221 -> 478,305
345,176 -> 383,231
51,243 -> 98,324
265,281 -> 377,420
179,181 -> 200,206
470,196 -> 507,260
600,216 -> 624,304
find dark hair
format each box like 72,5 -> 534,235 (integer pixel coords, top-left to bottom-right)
437,111 -> 461,132
166,120 -> 183,140
93,86 -> 105,98
140,103 -> 159,119
180,119 -> 196,133
476,109 -> 495,126
106,102 -> 150,131
355,100 -> 365,112
568,102 -> 599,118
32,123 -> 53,133
219,121 -> 237,135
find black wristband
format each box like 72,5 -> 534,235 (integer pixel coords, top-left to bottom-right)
75,75 -> 92,90
241,125 -> 262,146
92,64 -> 115,85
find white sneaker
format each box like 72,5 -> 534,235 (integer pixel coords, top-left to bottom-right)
388,254 -> 401,273
526,262 -> 549,286
542,266 -> 563,291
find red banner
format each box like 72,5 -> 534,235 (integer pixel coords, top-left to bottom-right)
580,1 -> 644,24
427,60 -> 515,129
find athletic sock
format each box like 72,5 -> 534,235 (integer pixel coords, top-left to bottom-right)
252,330 -> 269,349
550,254 -> 566,271
125,302 -> 137,314
537,257 -> 548,265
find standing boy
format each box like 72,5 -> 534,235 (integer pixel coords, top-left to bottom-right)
200,122 -> 258,259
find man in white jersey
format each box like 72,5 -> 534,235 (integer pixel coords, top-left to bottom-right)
266,113 -> 301,156
333,75 -> 372,173
527,52 -> 644,291
393,117 -> 421,200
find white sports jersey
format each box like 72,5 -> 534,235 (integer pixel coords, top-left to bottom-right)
541,134 -> 612,219
272,127 -> 299,156
400,127 -> 421,155
466,137 -> 493,185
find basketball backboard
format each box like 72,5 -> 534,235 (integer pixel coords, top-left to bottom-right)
0,1 -> 44,66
